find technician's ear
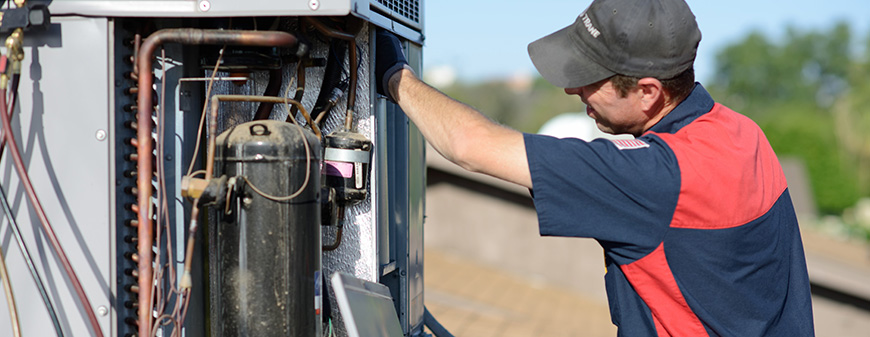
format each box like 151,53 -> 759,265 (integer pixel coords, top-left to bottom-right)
637,77 -> 665,112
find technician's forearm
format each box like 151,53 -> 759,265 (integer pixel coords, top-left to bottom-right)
391,70 -> 491,166
388,69 -> 532,188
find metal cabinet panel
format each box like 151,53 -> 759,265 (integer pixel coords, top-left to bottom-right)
0,16 -> 112,336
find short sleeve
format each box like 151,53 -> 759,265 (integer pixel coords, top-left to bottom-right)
524,133 -> 681,262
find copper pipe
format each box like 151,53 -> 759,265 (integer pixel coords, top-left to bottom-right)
136,28 -> 298,337
322,224 -> 344,251
304,18 -> 358,131
286,61 -> 306,123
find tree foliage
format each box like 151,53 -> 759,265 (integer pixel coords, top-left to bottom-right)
438,76 -> 579,134
708,21 -> 869,214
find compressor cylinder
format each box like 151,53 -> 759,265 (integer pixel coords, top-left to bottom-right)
210,120 -> 322,337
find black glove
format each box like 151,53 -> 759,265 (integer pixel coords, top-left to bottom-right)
375,29 -> 411,102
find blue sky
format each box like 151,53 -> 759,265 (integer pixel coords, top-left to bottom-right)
422,0 -> 870,84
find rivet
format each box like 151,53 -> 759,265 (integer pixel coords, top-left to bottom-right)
309,0 -> 320,11
199,0 -> 211,12
97,306 -> 108,316
95,129 -> 107,141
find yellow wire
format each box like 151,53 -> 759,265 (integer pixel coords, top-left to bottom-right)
0,247 -> 22,337
186,45 -> 227,177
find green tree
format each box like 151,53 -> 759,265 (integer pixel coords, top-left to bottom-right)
708,21 -> 867,214
439,76 -> 579,134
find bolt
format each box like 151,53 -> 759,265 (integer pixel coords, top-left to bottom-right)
95,129 -> 107,141
97,306 -> 108,317
308,0 -> 320,11
199,0 -> 210,12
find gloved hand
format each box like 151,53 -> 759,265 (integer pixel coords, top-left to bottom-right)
375,29 -> 412,102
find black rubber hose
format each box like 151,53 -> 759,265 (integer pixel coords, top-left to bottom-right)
310,39 -> 347,123
0,182 -> 64,337
424,306 -> 455,337
253,68 -> 283,120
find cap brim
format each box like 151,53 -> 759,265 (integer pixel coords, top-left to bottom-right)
528,24 -> 615,88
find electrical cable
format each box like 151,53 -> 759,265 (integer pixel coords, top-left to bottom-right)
424,306 -> 455,337
154,47 -> 177,321
0,242 -> 21,337
0,182 -> 64,337
185,46 -> 226,177
151,314 -> 179,337
0,73 -> 104,337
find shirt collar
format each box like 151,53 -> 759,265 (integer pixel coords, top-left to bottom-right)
645,83 -> 715,135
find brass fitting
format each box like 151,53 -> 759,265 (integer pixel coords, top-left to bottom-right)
5,29 -> 24,74
180,176 -> 209,199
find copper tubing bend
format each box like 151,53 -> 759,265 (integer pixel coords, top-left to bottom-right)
135,28 -> 297,337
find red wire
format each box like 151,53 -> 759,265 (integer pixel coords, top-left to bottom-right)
0,81 -> 105,336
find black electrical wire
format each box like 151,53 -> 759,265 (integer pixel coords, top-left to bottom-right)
424,306 -> 455,337
310,39 -> 347,122
0,183 -> 64,337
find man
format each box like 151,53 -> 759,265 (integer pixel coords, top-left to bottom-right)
375,0 -> 814,335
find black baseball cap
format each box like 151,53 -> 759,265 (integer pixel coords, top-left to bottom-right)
528,0 -> 701,88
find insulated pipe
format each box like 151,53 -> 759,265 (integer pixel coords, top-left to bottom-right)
136,29 -> 298,337
253,69 -> 283,120
304,18 -> 358,131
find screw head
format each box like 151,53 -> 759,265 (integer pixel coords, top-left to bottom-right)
95,129 -> 107,141
199,0 -> 211,12
97,306 -> 108,316
308,0 -> 320,10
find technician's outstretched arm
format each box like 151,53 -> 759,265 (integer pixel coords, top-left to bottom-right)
376,31 -> 532,188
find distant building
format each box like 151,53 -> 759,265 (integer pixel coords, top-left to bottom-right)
538,112 -> 633,141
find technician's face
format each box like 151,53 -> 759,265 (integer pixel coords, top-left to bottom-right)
565,79 -> 647,136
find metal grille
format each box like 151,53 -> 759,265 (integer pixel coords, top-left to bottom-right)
376,0 -> 420,23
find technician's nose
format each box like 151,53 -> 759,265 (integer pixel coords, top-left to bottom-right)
564,87 -> 583,95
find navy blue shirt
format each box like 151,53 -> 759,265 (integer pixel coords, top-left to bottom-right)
524,84 -> 814,336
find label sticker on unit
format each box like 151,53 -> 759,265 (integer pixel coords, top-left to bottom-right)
354,163 -> 364,189
314,270 -> 322,316
324,160 -> 354,178
610,139 -> 650,150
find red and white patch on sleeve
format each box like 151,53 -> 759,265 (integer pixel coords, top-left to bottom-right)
610,139 -> 650,150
